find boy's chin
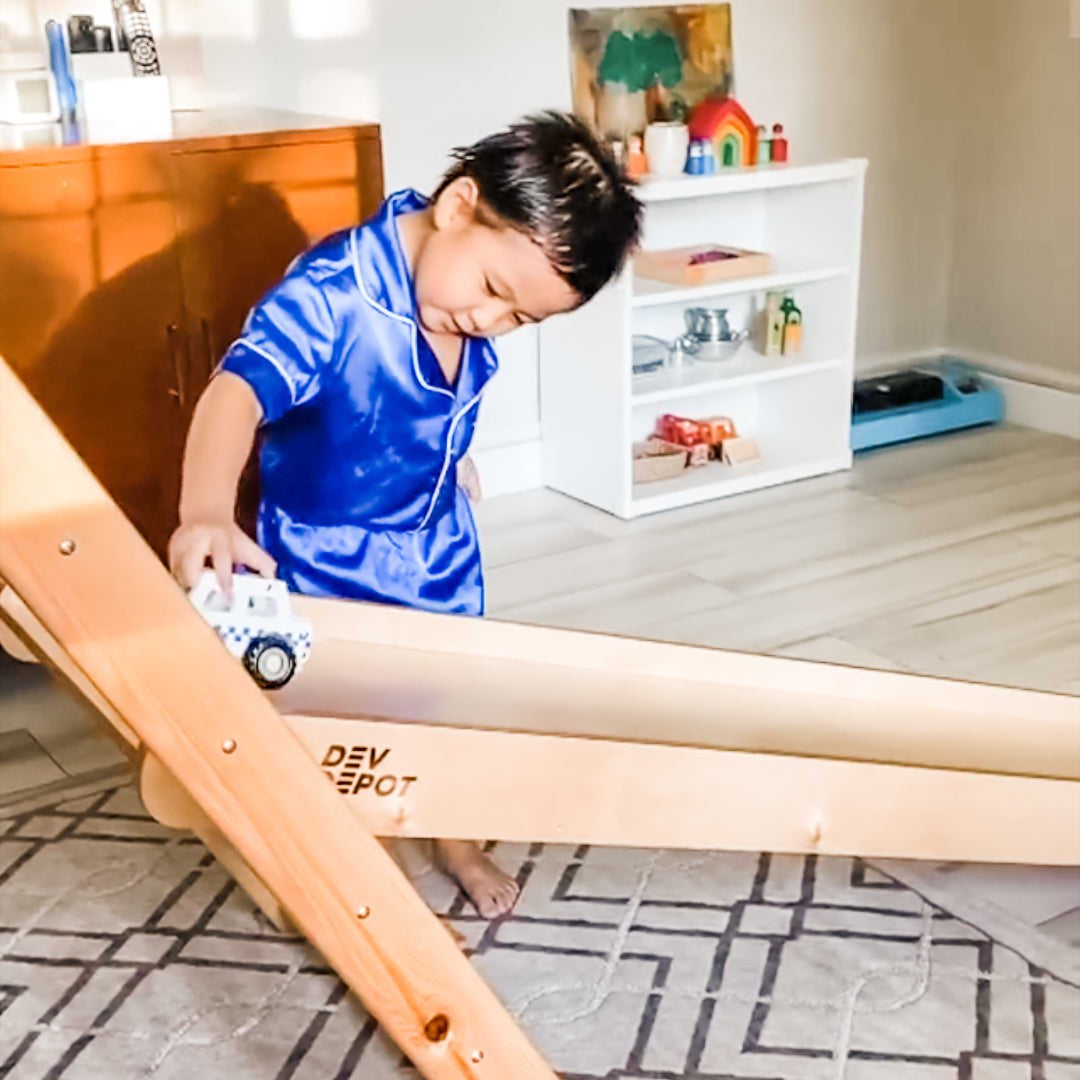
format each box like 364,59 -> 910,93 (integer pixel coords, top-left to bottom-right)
418,308 -> 462,337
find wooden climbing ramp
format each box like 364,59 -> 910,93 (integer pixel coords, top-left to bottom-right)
1,358 -> 1077,1079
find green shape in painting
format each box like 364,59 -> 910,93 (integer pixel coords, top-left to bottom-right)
598,28 -> 683,93
639,30 -> 682,89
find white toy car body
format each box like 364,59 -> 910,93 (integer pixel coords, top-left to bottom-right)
188,571 -> 313,689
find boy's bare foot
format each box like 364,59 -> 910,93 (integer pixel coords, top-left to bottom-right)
435,839 -> 519,919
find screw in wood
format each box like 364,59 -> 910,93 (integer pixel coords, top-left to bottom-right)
423,1014 -> 450,1042
221,739 -> 237,754
355,905 -> 370,919
58,538 -> 77,556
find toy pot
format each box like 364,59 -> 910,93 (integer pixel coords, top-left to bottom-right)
644,121 -> 689,177
678,307 -> 747,362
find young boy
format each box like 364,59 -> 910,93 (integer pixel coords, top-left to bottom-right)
168,112 -> 642,918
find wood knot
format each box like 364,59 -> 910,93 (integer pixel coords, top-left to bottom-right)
423,1014 -> 450,1042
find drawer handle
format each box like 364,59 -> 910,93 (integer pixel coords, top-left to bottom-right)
166,323 -> 186,407
200,318 -> 217,386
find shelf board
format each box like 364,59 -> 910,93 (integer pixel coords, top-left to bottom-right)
635,159 -> 868,203
629,451 -> 853,517
632,263 -> 850,309
632,351 -> 848,406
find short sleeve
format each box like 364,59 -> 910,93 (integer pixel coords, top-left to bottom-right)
218,261 -> 335,423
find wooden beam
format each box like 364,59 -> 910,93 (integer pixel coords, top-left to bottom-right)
281,714 -> 1080,866
278,595 -> 1080,783
0,358 -> 558,1080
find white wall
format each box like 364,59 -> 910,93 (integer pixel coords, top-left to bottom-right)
946,0 -> 1080,390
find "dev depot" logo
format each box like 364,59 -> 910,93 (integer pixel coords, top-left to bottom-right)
321,744 -> 417,797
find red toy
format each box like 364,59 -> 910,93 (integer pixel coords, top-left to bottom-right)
657,414 -> 701,447
656,414 -> 738,462
770,123 -> 789,164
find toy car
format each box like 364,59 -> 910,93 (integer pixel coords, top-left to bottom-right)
188,570 -> 313,689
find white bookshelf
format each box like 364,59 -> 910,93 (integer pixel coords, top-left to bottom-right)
539,159 -> 868,518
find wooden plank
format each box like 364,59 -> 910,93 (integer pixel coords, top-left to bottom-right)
284,715 -> 1080,866
0,358 -> 557,1080
278,596 -> 1080,783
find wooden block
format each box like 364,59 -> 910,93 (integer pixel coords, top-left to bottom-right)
634,244 -> 773,286
632,438 -> 687,483
722,436 -> 762,466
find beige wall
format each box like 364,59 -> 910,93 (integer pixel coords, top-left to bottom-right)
946,0 -> 1080,388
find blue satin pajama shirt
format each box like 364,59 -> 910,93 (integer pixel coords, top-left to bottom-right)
218,189 -> 498,615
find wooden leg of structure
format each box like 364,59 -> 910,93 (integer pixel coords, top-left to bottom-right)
0,359 -> 559,1079
139,751 -> 294,932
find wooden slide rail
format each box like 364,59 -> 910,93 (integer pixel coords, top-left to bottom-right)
0,359 -> 556,1079
2,358 -> 1078,1075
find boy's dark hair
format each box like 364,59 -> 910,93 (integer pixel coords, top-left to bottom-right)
435,112 -> 643,305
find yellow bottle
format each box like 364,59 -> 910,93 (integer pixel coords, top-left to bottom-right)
781,295 -> 803,356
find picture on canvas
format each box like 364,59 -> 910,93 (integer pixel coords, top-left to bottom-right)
569,4 -> 734,139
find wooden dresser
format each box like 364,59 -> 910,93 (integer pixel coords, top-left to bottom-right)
0,110 -> 383,558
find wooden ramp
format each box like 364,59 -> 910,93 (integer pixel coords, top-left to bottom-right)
1,358 -> 1077,1078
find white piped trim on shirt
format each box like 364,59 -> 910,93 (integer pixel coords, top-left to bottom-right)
229,338 -> 298,405
348,228 -> 452,400
416,393 -> 483,532
347,225 -> 487,533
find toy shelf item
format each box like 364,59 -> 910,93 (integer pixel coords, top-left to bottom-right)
632,437 -> 686,483
539,158 -> 867,518
634,243 -> 772,286
850,357 -> 1005,452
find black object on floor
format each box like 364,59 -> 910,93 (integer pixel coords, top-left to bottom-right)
852,371 -> 945,414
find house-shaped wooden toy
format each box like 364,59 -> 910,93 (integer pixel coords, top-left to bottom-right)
689,95 -> 758,167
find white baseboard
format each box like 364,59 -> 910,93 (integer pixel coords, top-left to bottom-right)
983,371 -> 1080,439
949,349 -> 1079,440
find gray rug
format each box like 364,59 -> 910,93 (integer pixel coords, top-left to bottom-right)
1,786 -> 1078,1079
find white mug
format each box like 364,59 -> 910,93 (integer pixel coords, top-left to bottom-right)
644,121 -> 689,177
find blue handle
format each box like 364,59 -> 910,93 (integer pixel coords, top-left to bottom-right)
46,19 -> 79,117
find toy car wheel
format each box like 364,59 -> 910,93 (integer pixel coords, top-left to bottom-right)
243,635 -> 296,689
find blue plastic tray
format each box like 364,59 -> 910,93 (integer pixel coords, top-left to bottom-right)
851,358 -> 1005,452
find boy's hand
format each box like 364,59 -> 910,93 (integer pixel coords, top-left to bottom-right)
168,519 -> 276,595
457,455 -> 482,503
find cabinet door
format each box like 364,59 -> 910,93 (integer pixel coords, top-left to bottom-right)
168,128 -> 384,534
169,128 -> 383,385
1,144 -> 190,559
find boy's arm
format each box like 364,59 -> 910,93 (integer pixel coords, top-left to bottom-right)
169,372 -> 277,592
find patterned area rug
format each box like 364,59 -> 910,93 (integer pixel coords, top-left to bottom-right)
1,786 -> 1078,1080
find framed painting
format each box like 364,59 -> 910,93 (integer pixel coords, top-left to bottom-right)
569,3 -> 734,138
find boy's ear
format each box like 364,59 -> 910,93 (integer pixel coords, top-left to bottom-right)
432,176 -> 481,231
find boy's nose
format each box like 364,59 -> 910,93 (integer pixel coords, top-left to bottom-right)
469,298 -> 512,336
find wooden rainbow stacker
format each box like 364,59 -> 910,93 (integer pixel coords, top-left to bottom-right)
1,357 -> 1077,1079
